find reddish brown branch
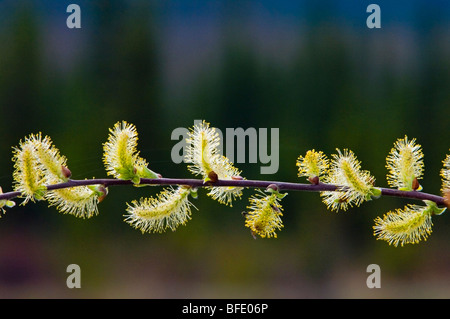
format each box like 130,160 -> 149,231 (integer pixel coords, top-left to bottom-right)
0,177 -> 446,207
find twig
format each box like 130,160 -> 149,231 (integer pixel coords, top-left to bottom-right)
0,177 -> 445,207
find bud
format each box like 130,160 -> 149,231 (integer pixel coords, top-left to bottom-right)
133,161 -> 161,187
189,187 -> 198,199
412,177 -> 421,191
61,166 -> 72,179
308,176 -> 320,185
444,190 -> 450,209
370,187 -> 382,199
265,184 -> 287,199
423,200 -> 447,216
135,163 -> 160,180
206,170 -> 218,183
266,184 -> 279,193
88,185 -> 108,203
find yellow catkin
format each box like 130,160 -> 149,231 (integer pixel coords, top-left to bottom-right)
440,153 -> 450,193
296,149 -> 329,180
386,136 -> 424,191
373,205 -> 433,247
103,121 -> 140,180
12,135 -> 46,203
103,121 -> 159,183
34,135 -> 69,183
125,186 -> 195,233
46,187 -> 99,219
244,190 -> 284,238
185,121 -> 243,206
321,149 -> 375,211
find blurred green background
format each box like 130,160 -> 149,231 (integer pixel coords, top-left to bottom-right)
0,0 -> 449,298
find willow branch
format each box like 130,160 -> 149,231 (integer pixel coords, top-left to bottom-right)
0,177 -> 446,207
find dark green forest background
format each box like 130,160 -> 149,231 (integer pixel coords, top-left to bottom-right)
0,1 -> 449,297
